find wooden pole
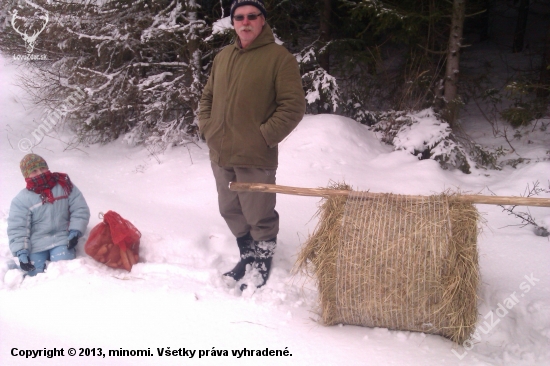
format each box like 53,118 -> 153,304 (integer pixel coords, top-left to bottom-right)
229,182 -> 550,207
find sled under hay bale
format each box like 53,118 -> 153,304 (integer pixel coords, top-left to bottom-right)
229,182 -> 550,345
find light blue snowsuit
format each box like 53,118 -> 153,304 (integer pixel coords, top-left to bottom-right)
7,183 -> 90,275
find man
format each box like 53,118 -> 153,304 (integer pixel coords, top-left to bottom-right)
199,0 -> 305,290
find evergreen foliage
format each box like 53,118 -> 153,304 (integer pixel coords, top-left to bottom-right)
0,0 -> 548,172
1,0 -> 210,149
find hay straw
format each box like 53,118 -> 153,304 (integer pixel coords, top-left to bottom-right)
295,184 -> 480,344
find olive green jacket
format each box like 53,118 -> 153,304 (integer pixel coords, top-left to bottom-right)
199,24 -> 305,168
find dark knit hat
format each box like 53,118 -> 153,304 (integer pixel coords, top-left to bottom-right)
230,0 -> 267,19
20,153 -> 48,178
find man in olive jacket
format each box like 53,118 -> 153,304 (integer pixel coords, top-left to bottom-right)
199,0 -> 305,290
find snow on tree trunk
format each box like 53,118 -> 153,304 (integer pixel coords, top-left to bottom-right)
319,0 -> 331,74
318,0 -> 332,113
188,0 -> 201,77
443,0 -> 466,128
187,0 -> 202,121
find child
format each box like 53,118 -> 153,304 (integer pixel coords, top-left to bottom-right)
7,154 -> 90,276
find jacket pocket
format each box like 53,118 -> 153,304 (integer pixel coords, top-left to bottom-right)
229,123 -> 275,166
198,118 -> 212,141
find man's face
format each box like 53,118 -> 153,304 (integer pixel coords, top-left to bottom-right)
233,5 -> 265,49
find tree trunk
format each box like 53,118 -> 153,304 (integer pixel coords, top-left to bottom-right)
318,0 -> 332,113
187,0 -> 203,120
443,0 -> 466,128
537,24 -> 550,99
188,0 -> 201,84
478,0 -> 490,42
512,0 -> 529,53
319,0 -> 331,73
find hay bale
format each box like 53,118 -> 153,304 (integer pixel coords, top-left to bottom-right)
296,185 -> 480,344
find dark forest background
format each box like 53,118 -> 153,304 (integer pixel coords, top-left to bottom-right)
1,0 -> 549,172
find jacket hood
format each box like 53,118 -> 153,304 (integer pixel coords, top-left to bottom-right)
233,23 -> 275,52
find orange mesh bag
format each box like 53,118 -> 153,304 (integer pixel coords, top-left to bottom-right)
84,211 -> 141,271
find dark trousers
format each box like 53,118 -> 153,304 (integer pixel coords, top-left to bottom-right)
211,162 -> 278,241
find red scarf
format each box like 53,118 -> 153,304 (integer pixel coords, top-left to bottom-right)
25,171 -> 73,204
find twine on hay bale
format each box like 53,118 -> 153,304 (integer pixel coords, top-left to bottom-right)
295,184 -> 480,345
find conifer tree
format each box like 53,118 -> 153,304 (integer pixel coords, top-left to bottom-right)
0,0 -> 211,148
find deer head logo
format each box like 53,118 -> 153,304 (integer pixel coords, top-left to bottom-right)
11,10 -> 49,54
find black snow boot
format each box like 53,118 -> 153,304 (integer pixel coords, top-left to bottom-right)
223,232 -> 255,282
240,237 -> 276,291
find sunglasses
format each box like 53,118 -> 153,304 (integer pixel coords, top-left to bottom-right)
233,12 -> 263,22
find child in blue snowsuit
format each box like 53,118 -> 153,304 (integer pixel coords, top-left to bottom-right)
7,154 -> 90,276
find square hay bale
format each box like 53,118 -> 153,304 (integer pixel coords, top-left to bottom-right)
296,186 -> 480,344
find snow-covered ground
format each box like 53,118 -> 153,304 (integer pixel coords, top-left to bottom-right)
0,54 -> 549,366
